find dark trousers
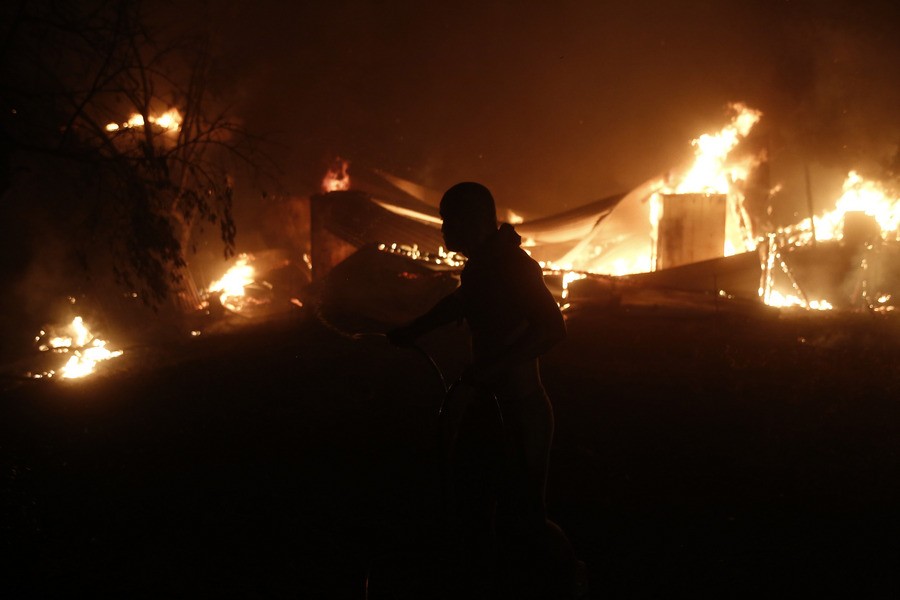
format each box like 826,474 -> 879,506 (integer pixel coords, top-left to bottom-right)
448,388 -> 575,598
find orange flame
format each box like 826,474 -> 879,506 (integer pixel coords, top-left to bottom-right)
208,254 -> 256,312
764,290 -> 833,311
763,171 -> 899,311
322,158 -> 351,193
650,102 -> 763,261
674,103 -> 762,195
105,108 -> 182,133
33,316 -> 123,379
782,171 -> 900,243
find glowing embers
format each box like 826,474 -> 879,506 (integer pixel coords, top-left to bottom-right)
764,291 -> 833,311
206,253 -> 271,313
377,243 -> 465,268
873,294 -> 895,314
33,317 -> 124,379
557,270 -> 587,304
105,108 -> 182,133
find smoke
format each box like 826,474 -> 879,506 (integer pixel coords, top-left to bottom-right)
202,1 -> 899,224
769,5 -> 900,175
0,216 -> 82,363
737,1 -> 900,226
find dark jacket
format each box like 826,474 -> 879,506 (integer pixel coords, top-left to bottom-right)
458,223 -> 565,363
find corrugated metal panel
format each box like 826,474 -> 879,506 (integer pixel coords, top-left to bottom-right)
319,190 -> 445,250
310,191 -> 446,279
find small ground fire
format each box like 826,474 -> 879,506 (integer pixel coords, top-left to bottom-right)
32,316 -> 124,379
207,253 -> 258,313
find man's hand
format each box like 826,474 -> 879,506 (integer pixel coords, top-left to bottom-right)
460,361 -> 498,387
386,325 -> 417,347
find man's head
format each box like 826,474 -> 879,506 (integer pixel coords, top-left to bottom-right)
439,182 -> 498,256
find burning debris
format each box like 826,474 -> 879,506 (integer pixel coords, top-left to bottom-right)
759,170 -> 900,312
322,157 -> 351,193
105,108 -> 183,133
200,251 -> 310,320
559,271 -> 588,302
764,290 -> 833,311
546,103 -> 899,313
75,102 -> 883,366
360,104 -> 762,305
31,316 -> 124,380
203,253 -> 275,314
780,171 -> 900,246
377,243 -> 465,269
649,102 -> 763,262
300,105 -> 897,320
553,104 -> 764,278
207,253 -> 258,312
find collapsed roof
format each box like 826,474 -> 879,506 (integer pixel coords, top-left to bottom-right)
313,167 -> 900,312
320,167 -> 634,266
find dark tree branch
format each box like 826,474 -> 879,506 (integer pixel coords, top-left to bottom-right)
1,0 -> 273,309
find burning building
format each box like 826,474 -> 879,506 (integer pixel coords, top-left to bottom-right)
304,103 -> 900,323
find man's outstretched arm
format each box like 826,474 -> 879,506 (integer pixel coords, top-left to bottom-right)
387,289 -> 463,346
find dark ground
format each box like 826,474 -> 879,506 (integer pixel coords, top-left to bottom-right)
3,303 -> 900,598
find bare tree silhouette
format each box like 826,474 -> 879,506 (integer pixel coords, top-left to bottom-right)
0,0 -> 273,309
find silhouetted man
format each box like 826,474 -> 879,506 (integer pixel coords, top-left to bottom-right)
389,182 -> 584,598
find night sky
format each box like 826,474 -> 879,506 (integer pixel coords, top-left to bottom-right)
201,0 -> 900,221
